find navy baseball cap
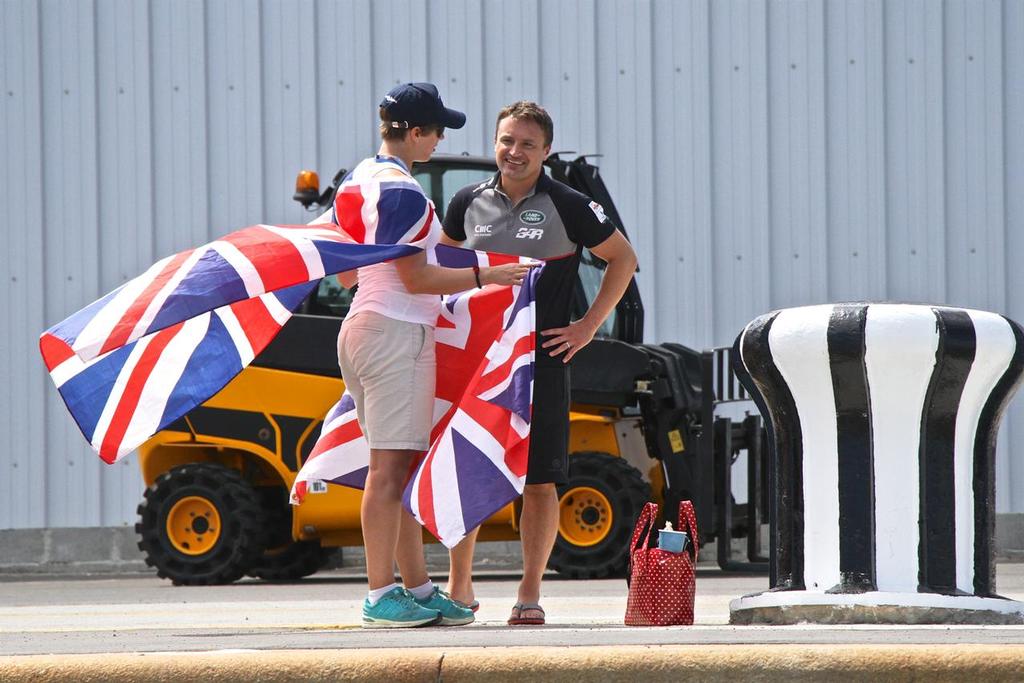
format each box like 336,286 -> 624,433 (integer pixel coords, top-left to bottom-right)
380,82 -> 466,130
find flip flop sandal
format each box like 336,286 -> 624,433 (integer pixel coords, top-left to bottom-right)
507,602 -> 545,625
452,598 -> 480,613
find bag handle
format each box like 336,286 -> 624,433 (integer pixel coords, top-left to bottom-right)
627,502 -> 659,574
677,500 -> 699,562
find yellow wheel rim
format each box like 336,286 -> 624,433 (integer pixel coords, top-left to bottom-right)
166,496 -> 221,556
558,486 -> 613,547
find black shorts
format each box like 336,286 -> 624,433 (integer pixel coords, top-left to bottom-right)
527,363 -> 570,485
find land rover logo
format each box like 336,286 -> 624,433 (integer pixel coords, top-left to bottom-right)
519,209 -> 546,225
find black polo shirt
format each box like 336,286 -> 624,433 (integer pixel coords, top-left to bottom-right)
443,171 -> 617,367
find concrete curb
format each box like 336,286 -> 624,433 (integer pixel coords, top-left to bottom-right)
0,528 -> 147,576
2,645 -> 1024,682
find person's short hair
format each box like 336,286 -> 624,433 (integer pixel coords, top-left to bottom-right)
495,101 -> 553,147
379,107 -> 444,140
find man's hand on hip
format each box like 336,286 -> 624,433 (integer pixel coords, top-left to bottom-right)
541,319 -> 599,363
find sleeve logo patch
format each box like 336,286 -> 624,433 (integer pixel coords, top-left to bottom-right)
519,209 -> 546,225
589,201 -> 608,223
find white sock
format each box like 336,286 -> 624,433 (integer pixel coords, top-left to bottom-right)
407,580 -> 435,600
367,582 -> 400,606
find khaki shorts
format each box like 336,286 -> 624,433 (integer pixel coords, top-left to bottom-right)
337,311 -> 435,451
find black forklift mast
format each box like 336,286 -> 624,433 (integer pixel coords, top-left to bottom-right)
700,345 -> 770,572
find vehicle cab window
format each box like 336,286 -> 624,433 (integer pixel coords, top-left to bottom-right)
297,275 -> 352,318
577,248 -> 616,338
414,165 -> 494,221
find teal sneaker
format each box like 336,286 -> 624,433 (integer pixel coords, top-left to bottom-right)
362,587 -> 441,629
413,587 -> 475,626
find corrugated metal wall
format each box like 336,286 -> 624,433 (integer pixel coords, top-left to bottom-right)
3,0 -> 1023,528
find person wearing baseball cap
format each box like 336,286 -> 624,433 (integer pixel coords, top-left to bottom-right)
379,81 -> 467,131
327,83 -> 535,629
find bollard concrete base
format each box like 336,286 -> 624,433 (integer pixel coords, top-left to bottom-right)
730,591 -> 1024,625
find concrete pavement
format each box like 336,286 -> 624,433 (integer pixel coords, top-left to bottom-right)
4,565 -> 1024,679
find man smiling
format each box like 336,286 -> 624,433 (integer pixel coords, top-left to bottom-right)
440,101 -> 638,625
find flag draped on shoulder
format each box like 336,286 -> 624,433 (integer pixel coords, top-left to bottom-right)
291,245 -> 540,548
40,157 -> 434,464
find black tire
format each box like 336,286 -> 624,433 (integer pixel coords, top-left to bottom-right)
548,452 -> 651,579
246,486 -> 334,581
136,463 -> 268,585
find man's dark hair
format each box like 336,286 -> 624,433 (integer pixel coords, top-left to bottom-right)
495,101 -> 553,147
379,107 -> 444,140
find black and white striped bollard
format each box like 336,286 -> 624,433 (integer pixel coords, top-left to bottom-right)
731,303 -> 1024,624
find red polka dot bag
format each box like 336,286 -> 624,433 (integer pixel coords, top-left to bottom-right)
624,500 -> 699,626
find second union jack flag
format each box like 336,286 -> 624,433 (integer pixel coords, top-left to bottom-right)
292,245 -> 541,548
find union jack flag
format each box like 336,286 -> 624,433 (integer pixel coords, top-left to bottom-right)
39,162 -> 437,464
291,245 -> 540,548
